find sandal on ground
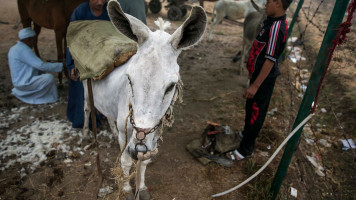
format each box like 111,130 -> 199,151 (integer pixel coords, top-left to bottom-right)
226,149 -> 246,161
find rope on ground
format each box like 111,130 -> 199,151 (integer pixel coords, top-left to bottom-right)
211,113 -> 315,198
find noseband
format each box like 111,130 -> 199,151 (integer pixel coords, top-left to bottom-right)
129,104 -> 162,155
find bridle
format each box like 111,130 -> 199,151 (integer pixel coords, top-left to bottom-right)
127,78 -> 183,159
129,103 -> 162,155
125,80 -> 183,200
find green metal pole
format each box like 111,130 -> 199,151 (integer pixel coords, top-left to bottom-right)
287,0 -> 304,44
279,0 -> 304,62
270,0 -> 351,199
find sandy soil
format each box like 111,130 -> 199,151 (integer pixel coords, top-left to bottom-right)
0,0 -> 355,199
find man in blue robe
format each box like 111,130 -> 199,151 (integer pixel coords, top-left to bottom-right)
8,27 -> 63,104
66,0 -> 146,128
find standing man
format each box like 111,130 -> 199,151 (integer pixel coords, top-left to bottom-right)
117,0 -> 146,24
66,0 -> 146,128
227,0 -> 293,161
8,27 -> 63,104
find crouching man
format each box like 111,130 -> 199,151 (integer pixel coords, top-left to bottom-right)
8,27 -> 63,104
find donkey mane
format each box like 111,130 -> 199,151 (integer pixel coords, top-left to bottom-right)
154,17 -> 171,31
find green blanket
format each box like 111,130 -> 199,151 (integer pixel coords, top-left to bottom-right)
67,20 -> 137,80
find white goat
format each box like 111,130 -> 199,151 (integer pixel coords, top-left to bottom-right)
82,1 -> 207,199
208,0 -> 266,41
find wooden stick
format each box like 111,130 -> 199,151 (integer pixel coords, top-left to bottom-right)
87,79 -> 103,198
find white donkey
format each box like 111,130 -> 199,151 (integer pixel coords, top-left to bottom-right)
82,1 -> 207,199
237,0 -> 266,75
207,0 -> 266,41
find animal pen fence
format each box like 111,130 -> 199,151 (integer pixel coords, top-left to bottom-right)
270,0 -> 355,198
271,0 -> 356,199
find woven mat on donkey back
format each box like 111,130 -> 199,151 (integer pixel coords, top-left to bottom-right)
67,20 -> 137,81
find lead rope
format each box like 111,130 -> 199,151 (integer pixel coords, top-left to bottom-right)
135,155 -> 142,200
111,105 -> 133,200
135,149 -> 159,199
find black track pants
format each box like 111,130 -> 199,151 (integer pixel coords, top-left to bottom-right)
238,77 -> 276,157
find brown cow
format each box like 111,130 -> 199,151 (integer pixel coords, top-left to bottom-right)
17,0 -> 87,84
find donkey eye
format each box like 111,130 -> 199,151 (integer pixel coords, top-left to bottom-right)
165,83 -> 175,95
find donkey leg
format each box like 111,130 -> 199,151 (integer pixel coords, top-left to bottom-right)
138,159 -> 151,200
118,133 -> 134,198
108,119 -> 119,143
83,100 -> 90,139
239,40 -> 246,75
208,14 -> 224,41
121,150 -> 135,199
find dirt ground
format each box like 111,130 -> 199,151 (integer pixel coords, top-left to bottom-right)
0,0 -> 355,199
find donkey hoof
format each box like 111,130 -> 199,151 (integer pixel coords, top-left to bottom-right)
125,191 -> 135,200
139,189 -> 151,200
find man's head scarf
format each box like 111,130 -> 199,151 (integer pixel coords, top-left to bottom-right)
18,27 -> 36,40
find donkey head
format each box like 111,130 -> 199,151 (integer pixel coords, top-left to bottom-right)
251,0 -> 267,15
108,0 -> 207,159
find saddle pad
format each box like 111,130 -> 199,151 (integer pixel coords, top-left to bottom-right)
67,20 -> 137,80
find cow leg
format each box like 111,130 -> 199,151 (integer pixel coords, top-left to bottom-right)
54,29 -> 65,85
33,23 -> 41,58
83,100 -> 90,139
208,13 -> 224,41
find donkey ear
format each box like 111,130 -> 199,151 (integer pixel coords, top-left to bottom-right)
170,6 -> 207,50
107,0 -> 150,45
251,0 -> 263,13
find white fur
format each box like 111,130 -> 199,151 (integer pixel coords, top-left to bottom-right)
154,17 -> 171,31
239,0 -> 266,74
208,0 -> 266,41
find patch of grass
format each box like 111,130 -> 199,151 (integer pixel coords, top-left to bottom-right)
245,160 -> 258,175
346,93 -> 356,110
246,176 -> 275,200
